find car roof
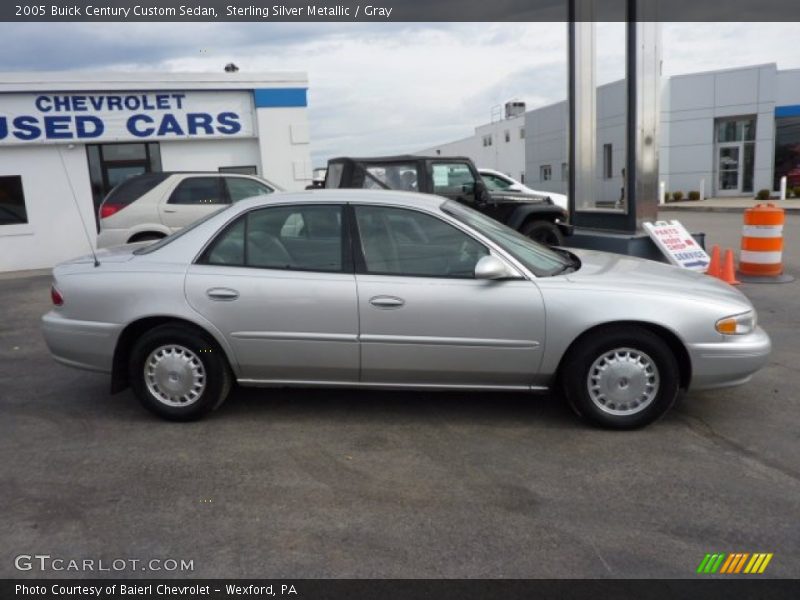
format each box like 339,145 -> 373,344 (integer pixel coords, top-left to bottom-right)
231,189 -> 447,211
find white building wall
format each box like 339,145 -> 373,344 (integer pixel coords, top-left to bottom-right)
0,146 -> 96,272
526,102 -> 568,194
159,138 -> 261,173
424,63 -> 796,202
255,106 -> 312,191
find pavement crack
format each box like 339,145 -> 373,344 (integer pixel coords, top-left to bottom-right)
677,412 -> 800,485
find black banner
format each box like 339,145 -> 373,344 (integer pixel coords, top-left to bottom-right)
1,0 -> 800,22
4,579 -> 800,600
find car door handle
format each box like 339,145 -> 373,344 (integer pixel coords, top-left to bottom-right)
207,288 -> 239,301
163,208 -> 177,213
369,295 -> 405,309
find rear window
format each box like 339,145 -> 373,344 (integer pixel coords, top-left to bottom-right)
102,173 -> 169,207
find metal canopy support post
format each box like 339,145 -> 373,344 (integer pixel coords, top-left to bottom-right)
568,0 -> 661,235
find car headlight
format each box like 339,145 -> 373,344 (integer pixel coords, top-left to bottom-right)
715,310 -> 757,335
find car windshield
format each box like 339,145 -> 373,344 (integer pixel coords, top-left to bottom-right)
442,200 -> 573,277
133,207 -> 227,255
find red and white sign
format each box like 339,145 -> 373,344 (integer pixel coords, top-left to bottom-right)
643,220 -> 710,271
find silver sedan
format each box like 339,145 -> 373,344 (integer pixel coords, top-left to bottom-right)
41,190 -> 771,428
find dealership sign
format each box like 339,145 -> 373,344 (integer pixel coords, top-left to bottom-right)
0,90 -> 255,145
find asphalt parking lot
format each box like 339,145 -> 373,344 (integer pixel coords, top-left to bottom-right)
1,210 -> 799,579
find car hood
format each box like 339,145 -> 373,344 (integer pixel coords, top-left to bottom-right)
563,248 -> 751,308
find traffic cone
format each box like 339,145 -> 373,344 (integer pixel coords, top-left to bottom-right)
720,249 -> 740,285
706,245 -> 721,279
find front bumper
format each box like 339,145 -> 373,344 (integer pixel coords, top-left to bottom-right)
687,326 -> 771,391
41,311 -> 121,373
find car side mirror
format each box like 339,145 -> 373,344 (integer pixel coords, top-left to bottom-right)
474,255 -> 521,280
475,181 -> 491,205
508,185 -> 522,192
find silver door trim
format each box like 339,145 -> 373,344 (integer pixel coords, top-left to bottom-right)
230,331 -> 358,342
359,334 -> 540,349
237,378 -> 549,392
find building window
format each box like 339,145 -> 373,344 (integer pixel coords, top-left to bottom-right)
561,162 -> 569,181
519,128 -> 525,139
520,173 -> 525,184
504,130 -> 510,143
774,113 -> 800,190
219,165 -> 257,175
717,117 -> 756,143
482,134 -> 492,147
540,165 -> 552,181
603,144 -> 613,179
86,142 -> 162,226
0,175 -> 28,225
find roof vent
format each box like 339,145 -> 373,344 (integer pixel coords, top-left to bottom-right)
504,100 -> 526,119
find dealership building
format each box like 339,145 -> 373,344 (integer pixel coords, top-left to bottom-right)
420,63 -> 800,205
0,71 -> 312,272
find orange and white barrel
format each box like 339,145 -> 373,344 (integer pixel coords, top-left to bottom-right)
740,203 -> 784,277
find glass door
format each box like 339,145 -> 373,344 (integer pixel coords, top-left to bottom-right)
717,143 -> 741,196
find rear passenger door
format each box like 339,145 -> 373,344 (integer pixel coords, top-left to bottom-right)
184,203 -> 359,382
159,176 -> 228,231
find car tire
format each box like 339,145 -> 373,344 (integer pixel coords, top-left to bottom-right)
521,220 -> 564,246
561,326 -> 679,430
129,324 -> 232,421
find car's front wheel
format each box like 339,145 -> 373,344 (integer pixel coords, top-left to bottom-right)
561,326 -> 679,429
129,324 -> 231,421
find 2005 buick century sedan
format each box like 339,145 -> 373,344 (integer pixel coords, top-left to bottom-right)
42,190 -> 771,428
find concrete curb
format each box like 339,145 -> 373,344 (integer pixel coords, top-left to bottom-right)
662,204 -> 800,214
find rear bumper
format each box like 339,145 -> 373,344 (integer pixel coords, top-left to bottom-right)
41,311 -> 121,373
688,327 -> 771,391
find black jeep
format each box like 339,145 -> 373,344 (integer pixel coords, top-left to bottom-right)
324,155 -> 571,245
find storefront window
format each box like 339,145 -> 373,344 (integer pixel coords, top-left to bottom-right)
774,115 -> 800,190
86,142 -> 162,227
0,175 -> 28,226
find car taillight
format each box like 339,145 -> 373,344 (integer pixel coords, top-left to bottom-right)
51,285 -> 64,306
100,203 -> 123,219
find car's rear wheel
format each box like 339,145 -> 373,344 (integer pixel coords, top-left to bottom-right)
561,326 -> 679,429
129,324 -> 231,421
128,233 -> 165,244
521,220 -> 564,246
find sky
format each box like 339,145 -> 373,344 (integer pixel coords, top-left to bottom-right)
0,22 -> 798,166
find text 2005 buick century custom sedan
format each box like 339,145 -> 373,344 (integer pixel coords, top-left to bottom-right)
42,190 -> 771,428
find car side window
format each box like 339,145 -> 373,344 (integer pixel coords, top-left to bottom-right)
169,177 -> 226,205
225,177 -> 274,203
482,174 -> 511,191
432,163 -> 478,203
355,205 -> 488,278
200,205 -> 343,272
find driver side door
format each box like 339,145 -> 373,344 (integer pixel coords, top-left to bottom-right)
353,204 -> 546,387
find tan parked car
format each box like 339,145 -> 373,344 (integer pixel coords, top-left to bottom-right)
97,172 -> 280,248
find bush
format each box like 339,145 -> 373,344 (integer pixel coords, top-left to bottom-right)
792,186 -> 800,199
756,189 -> 771,200
688,190 -> 701,201
664,192 -> 670,203
672,191 -> 684,202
